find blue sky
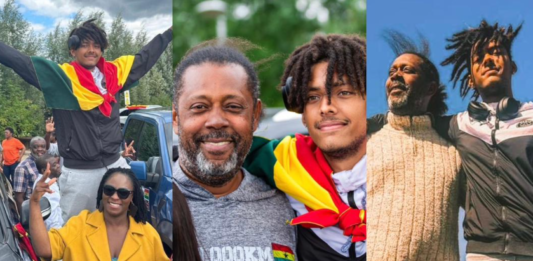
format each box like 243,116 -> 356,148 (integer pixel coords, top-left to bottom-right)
3,0 -> 171,39
367,0 -> 533,116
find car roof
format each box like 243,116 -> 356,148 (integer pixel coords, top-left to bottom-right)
131,109 -> 172,124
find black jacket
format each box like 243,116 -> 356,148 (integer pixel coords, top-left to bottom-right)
0,29 -> 172,169
444,103 -> 533,256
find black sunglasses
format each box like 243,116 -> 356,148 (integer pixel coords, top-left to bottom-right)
103,185 -> 133,200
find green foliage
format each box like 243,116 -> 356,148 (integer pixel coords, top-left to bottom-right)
173,0 -> 366,107
0,1 -> 173,136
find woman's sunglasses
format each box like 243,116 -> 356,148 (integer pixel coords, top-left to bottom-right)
103,185 -> 133,200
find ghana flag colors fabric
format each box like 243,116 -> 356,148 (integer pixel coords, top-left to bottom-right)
272,243 -> 295,261
244,134 -> 366,243
30,55 -> 135,117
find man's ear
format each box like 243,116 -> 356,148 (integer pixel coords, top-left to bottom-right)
173,108 -> 179,135
69,49 -> 75,58
252,99 -> 263,132
512,61 -> 517,74
427,81 -> 438,97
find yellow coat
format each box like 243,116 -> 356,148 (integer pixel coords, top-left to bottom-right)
48,210 -> 169,261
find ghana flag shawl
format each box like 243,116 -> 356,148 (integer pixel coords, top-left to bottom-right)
30,55 -> 135,117
244,134 -> 366,243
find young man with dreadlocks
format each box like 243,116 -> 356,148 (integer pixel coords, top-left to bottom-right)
0,19 -> 172,221
439,20 -> 533,261
244,34 -> 367,261
366,31 -> 462,261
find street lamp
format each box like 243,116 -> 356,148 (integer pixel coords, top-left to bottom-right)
196,0 -> 227,39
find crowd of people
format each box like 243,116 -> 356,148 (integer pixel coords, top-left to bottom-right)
0,19 -> 172,261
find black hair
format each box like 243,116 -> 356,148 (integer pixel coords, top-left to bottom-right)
4,127 -> 14,135
441,20 -> 522,99
35,154 -> 54,174
68,18 -> 108,52
96,168 -> 147,224
281,34 -> 366,113
173,183 -> 202,261
384,30 -> 448,116
173,40 -> 260,110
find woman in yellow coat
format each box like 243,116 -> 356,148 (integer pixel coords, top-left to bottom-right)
30,167 -> 169,261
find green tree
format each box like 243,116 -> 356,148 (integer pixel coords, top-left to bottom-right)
0,0 -> 43,137
173,0 -> 366,107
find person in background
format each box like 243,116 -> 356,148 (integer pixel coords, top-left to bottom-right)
13,136 -> 46,216
34,153 -> 64,230
1,127 -> 26,187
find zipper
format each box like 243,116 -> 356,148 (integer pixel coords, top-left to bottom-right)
492,117 -> 510,254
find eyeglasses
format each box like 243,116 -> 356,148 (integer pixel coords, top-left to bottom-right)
103,185 -> 133,200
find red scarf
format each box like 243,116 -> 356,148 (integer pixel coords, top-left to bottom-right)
71,57 -> 122,117
290,134 -> 366,242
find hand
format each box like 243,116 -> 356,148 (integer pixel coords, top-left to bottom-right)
45,117 -> 55,133
122,140 -> 136,158
30,163 -> 56,203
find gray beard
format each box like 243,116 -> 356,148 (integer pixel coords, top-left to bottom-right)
387,83 -> 425,115
178,139 -> 241,188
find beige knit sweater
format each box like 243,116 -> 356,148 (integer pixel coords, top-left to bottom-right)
367,113 -> 461,261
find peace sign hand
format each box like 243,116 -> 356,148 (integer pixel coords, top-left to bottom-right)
45,117 -> 55,133
122,140 -> 136,158
30,163 -> 57,203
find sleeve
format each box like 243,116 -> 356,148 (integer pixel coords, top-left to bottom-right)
48,212 -> 84,260
149,225 -> 170,261
0,41 -> 41,89
16,139 -> 24,150
242,136 -> 283,188
433,115 -> 454,143
13,166 -> 27,193
122,28 -> 173,89
457,167 -> 467,209
367,114 -> 387,135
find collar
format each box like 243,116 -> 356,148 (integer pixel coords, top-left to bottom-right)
91,66 -> 102,78
387,112 -> 433,131
85,210 -> 144,261
331,155 -> 366,193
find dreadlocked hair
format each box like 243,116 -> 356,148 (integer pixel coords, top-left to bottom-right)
68,18 -> 108,51
441,20 -> 522,99
281,34 -> 366,113
384,30 -> 448,115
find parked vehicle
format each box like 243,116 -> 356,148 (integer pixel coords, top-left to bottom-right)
119,105 -> 163,128
122,109 -> 173,256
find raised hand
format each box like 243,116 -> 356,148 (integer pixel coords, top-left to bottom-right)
30,163 -> 56,203
122,140 -> 136,158
45,117 -> 55,133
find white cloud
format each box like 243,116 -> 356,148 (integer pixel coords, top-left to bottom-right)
28,22 -> 46,32
124,14 -> 172,39
18,0 -> 79,18
16,0 -> 169,41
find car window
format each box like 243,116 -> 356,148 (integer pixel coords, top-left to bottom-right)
123,119 -> 144,154
137,122 -> 160,162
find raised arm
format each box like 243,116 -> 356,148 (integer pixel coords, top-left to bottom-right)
29,164 -> 55,260
123,28 -> 173,88
0,41 -> 41,89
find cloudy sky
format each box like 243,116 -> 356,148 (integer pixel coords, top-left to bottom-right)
4,0 -> 171,39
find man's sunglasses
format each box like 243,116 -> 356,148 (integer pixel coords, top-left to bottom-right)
103,185 -> 133,200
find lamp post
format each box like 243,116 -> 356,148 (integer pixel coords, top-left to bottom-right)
196,0 -> 227,39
